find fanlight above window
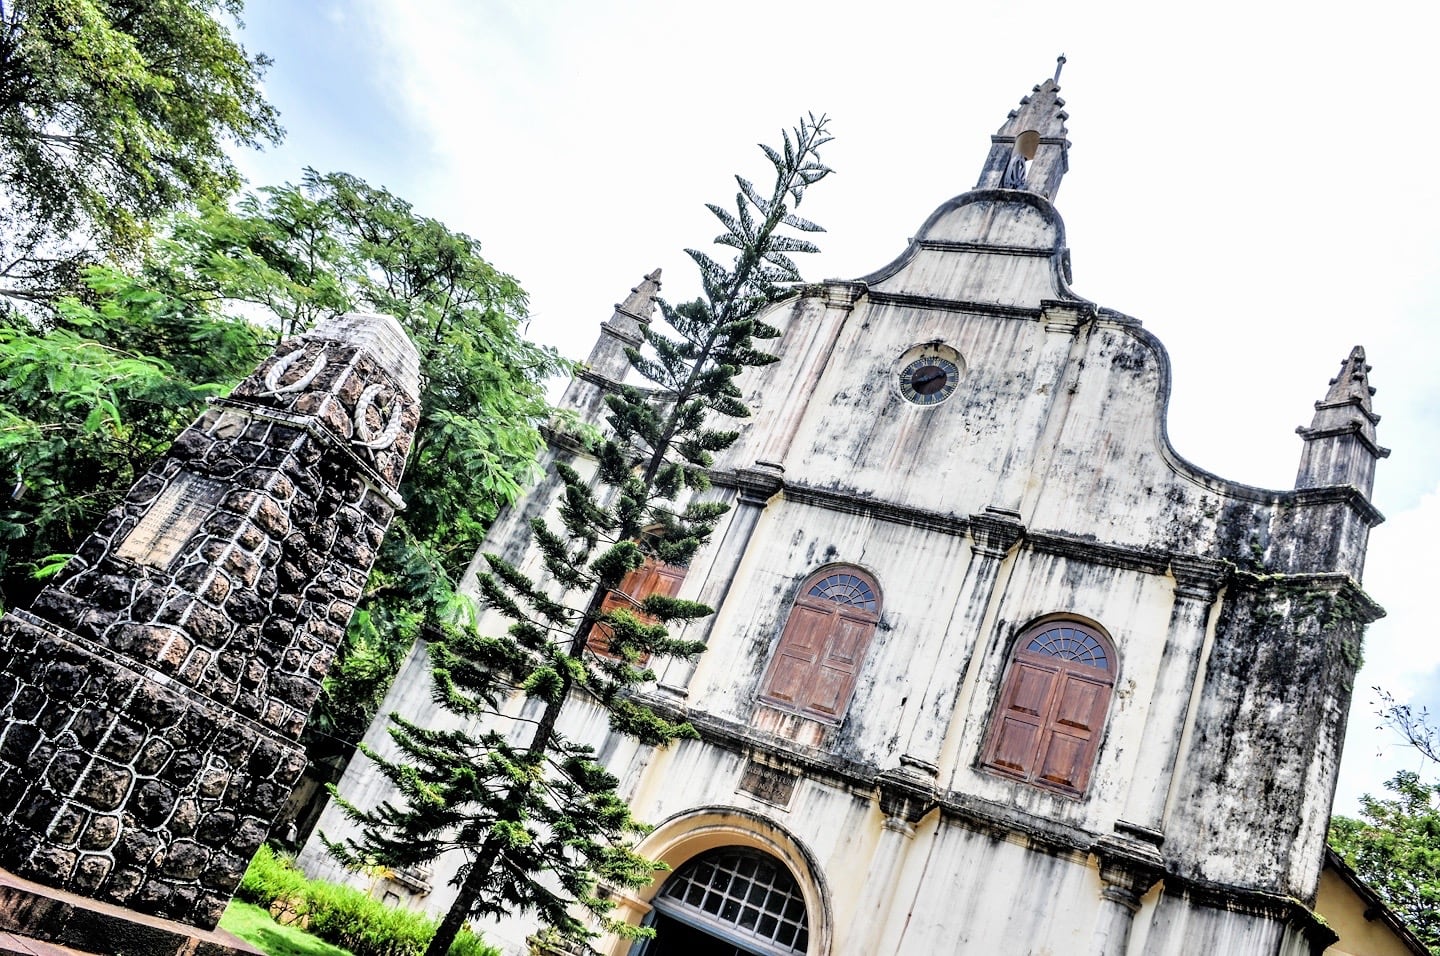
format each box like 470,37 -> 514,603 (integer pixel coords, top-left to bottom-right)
1023,624 -> 1109,669
981,618 -> 1116,796
648,847 -> 810,956
806,572 -> 877,611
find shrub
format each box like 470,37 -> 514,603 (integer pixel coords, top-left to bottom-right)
303,880 -> 434,956
232,847 -> 500,956
236,844 -> 309,909
448,929 -> 500,956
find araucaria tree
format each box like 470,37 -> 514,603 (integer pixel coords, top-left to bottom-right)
327,115 -> 835,956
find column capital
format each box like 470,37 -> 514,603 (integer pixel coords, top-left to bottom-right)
1090,835 -> 1165,913
876,760 -> 939,836
822,280 -> 866,312
1039,299 -> 1097,334
1168,555 -> 1227,603
968,506 -> 1025,559
734,462 -> 785,506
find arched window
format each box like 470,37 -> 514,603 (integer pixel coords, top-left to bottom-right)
759,567 -> 880,723
980,618 -> 1116,796
586,556 -> 686,662
641,847 -> 810,956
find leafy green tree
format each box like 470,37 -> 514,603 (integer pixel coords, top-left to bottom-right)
325,116 -> 834,956
1,172 -> 567,785
0,0 -> 280,311
148,171 -> 568,757
1329,771 -> 1440,953
0,265 -> 266,608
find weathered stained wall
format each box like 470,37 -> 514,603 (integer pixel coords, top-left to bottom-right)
308,80 -> 1387,956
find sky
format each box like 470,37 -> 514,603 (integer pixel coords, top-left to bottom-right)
230,0 -> 1440,815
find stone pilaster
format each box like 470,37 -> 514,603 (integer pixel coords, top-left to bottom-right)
853,760 -> 939,953
1088,835 -> 1164,956
896,507 -> 1024,766
0,312 -> 419,928
655,463 -> 784,694
1120,555 -> 1226,830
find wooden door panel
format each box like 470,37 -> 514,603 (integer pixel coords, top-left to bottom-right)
988,716 -> 1042,774
825,616 -> 870,665
778,605 -> 829,657
1037,731 -> 1087,789
807,663 -> 856,717
1052,674 -> 1107,733
652,564 -> 685,599
766,655 -> 811,707
1004,660 -> 1059,717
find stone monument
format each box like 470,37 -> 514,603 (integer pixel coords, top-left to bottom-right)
0,312 -> 419,953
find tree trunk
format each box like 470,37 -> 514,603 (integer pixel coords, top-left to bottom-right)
422,584 -> 610,956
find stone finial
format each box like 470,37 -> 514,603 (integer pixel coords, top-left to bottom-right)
618,269 -> 663,324
975,70 -> 1072,202
1295,346 -> 1390,495
1308,346 -> 1379,440
559,269 -> 665,419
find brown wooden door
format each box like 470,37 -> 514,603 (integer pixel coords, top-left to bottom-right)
762,595 -> 876,722
586,559 -> 686,660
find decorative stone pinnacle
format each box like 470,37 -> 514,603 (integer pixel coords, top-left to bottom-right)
1054,53 -> 1067,85
975,71 -> 1072,201
615,268 -> 663,325
1297,344 -> 1389,460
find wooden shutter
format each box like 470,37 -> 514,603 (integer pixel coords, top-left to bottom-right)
1035,670 -> 1109,791
762,604 -> 831,710
805,611 -> 873,719
982,659 -> 1059,777
585,559 -> 685,661
761,573 -> 880,723
981,626 -> 1115,796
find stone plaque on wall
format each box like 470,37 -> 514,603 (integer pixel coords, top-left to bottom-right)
114,472 -> 225,567
738,760 -> 797,808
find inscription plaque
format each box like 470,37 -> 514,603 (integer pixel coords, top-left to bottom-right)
115,473 -> 225,566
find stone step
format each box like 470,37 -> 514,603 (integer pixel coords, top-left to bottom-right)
0,931 -> 102,956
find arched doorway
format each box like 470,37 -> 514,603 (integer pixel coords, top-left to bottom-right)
637,847 -> 810,956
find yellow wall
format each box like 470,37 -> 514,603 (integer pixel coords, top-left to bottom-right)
1317,866 -> 1422,956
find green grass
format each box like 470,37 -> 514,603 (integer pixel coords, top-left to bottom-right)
220,900 -> 356,956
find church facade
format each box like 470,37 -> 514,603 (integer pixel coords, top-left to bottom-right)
303,70 -> 1392,956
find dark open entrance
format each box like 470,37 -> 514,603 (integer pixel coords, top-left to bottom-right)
645,911 -> 763,955
635,847 -> 810,956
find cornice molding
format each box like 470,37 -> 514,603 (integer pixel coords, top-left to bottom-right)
865,290 -> 1044,320
632,690 -> 1343,938
1295,421 -> 1391,460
